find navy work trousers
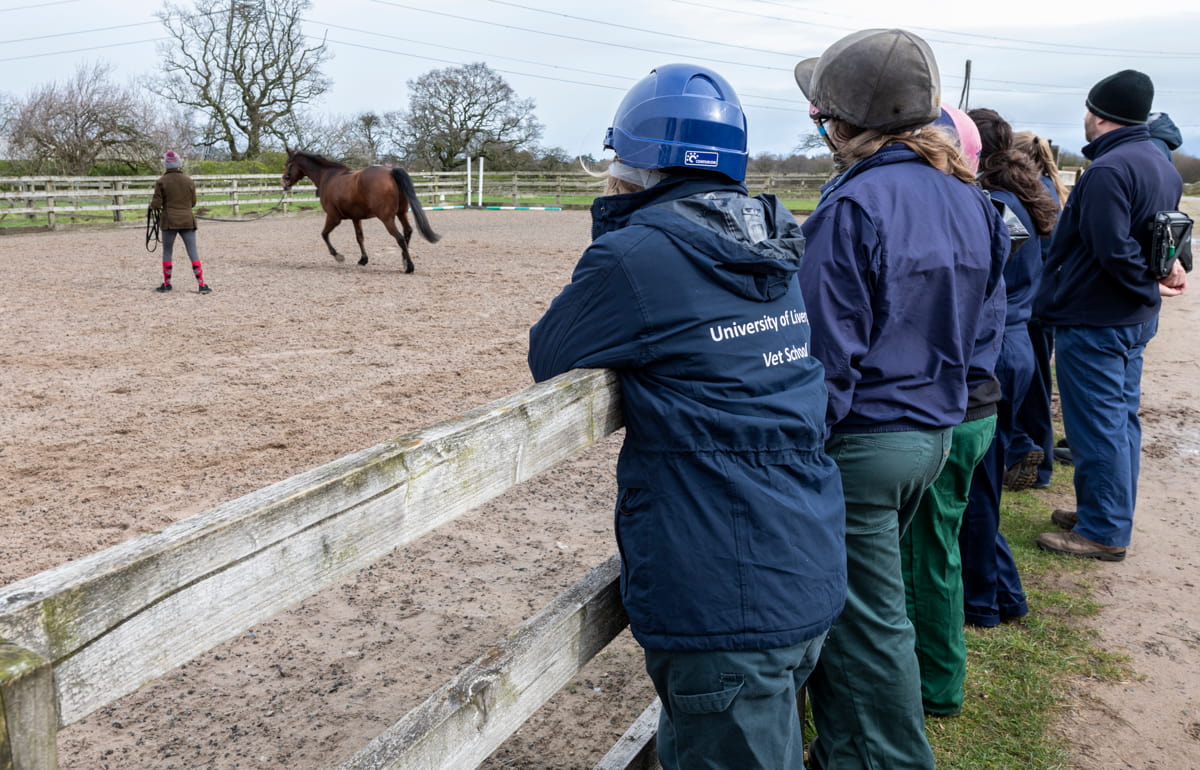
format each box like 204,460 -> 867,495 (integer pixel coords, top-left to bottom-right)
1054,319 -> 1157,547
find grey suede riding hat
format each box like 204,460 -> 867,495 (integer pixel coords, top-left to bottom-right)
794,28 -> 941,133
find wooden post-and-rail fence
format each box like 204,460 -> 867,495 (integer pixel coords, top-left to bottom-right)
0,172 -> 837,229
0,368 -> 668,770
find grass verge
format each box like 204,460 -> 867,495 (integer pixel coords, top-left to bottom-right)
927,466 -> 1131,769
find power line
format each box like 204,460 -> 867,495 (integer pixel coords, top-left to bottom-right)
481,0 -> 799,59
366,0 -> 789,72
319,36 -> 804,114
310,19 -> 627,83
315,20 -> 1198,112
309,19 -> 804,105
363,1 -> 1200,98
0,0 -> 79,12
0,20 -> 158,46
735,0 -> 1200,58
4,0 -> 1198,115
0,37 -> 163,63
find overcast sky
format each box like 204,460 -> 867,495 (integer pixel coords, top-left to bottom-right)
2,0 -> 1198,160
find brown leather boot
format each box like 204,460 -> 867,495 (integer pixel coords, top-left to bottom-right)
1050,509 -> 1077,530
1036,531 -> 1126,561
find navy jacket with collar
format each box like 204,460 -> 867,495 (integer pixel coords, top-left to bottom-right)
988,188 -> 1042,329
1035,124 -> 1183,327
529,174 -> 846,651
799,145 -> 1009,434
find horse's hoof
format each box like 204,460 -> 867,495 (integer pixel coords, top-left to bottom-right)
405,263 -> 415,274
332,252 -> 345,263
358,256 -> 369,266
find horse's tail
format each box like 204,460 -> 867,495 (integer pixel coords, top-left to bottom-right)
391,168 -> 442,244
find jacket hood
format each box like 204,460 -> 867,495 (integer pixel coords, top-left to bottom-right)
592,174 -> 805,303
1148,112 -> 1182,149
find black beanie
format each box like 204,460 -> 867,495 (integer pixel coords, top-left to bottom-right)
1086,70 -> 1154,125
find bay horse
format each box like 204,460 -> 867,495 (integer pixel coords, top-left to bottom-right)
281,148 -> 441,273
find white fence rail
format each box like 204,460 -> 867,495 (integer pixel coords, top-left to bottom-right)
0,368 -> 667,770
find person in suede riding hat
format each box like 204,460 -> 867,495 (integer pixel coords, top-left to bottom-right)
1034,70 -> 1185,561
150,150 -> 211,294
793,29 -> 1007,769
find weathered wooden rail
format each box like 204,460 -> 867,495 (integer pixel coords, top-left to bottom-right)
0,368 -> 664,770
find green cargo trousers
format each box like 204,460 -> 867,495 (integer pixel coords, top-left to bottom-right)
807,428 -> 950,770
901,415 -> 997,715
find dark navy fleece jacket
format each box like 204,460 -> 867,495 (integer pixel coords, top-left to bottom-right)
1035,124 -> 1183,327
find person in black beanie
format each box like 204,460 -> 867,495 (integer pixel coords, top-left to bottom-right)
1084,69 -> 1154,127
1033,70 -> 1186,561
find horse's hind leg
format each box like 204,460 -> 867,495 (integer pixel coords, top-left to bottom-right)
399,203 -> 414,246
352,220 -> 369,266
322,212 -> 345,262
381,215 -> 415,273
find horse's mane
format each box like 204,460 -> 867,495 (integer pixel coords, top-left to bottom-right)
292,150 -> 349,170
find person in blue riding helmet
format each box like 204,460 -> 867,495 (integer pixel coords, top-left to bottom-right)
528,63 -> 847,769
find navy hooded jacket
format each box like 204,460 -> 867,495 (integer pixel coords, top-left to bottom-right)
528,174 -> 846,652
1147,112 -> 1183,162
1035,124 -> 1183,327
989,188 -> 1042,329
799,145 -> 1009,434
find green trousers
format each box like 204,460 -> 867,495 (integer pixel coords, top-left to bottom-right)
900,415 -> 996,715
808,428 -> 951,770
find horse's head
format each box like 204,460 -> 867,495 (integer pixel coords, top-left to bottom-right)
281,148 -> 302,191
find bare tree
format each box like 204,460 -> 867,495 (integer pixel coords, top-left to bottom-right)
153,0 -> 331,160
394,62 -> 542,171
0,92 -> 15,161
796,132 -> 830,156
277,110 -> 391,167
344,112 -> 388,166
278,110 -> 345,158
7,61 -> 161,174
0,92 -> 14,132
143,102 -> 201,163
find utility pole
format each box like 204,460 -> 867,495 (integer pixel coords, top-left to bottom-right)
958,60 -> 972,111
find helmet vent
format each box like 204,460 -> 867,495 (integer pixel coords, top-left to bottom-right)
683,75 -> 722,99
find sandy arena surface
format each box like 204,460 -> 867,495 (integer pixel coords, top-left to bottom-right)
0,208 -> 1197,768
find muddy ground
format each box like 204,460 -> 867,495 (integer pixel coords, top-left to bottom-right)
0,206 -> 1197,768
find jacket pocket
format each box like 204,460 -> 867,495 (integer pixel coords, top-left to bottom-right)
617,486 -> 643,517
672,674 -> 744,714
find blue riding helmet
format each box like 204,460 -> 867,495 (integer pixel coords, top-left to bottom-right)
604,63 -> 749,182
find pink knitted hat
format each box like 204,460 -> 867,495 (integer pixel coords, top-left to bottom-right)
163,150 -> 182,169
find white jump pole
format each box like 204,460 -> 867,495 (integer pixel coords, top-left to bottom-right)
478,157 -> 485,208
465,156 -> 472,207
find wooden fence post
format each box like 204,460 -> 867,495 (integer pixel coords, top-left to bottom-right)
511,172 -> 518,206
0,640 -> 57,770
44,182 -> 55,229
231,180 -> 239,218
113,181 -> 124,223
